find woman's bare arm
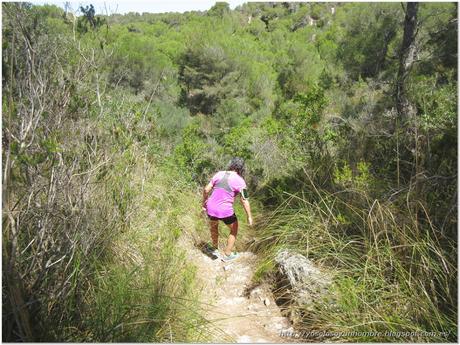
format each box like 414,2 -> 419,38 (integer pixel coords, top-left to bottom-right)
240,195 -> 253,226
202,182 -> 213,210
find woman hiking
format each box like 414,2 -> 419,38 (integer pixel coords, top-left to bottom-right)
202,157 -> 253,262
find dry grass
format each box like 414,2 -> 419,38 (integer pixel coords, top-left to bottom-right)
252,177 -> 457,342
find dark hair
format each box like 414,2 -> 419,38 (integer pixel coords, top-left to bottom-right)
228,157 -> 245,176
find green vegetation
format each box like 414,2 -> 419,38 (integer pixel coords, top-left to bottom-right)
2,1 -> 457,342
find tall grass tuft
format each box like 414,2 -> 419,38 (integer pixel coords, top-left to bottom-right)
72,160 -> 213,342
252,174 -> 457,342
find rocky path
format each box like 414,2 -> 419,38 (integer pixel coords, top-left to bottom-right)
180,236 -> 292,343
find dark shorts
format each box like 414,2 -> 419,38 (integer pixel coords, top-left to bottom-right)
208,213 -> 237,225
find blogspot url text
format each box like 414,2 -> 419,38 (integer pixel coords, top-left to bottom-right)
279,330 -> 450,339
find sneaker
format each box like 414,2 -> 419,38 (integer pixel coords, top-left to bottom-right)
221,252 -> 239,262
210,248 -> 220,258
204,243 -> 220,259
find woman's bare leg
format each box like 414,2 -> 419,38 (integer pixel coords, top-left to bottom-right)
210,220 -> 219,248
224,220 -> 238,256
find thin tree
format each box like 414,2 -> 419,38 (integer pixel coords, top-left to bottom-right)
394,2 -> 419,190
395,2 -> 419,120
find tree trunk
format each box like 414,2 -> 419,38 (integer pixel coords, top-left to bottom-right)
395,2 -> 423,229
394,2 -> 419,189
395,2 -> 419,121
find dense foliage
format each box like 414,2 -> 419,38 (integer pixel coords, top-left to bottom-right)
3,2 -> 457,342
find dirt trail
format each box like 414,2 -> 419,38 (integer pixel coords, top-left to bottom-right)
180,236 -> 292,343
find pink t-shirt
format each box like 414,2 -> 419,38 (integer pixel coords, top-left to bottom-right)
206,171 -> 247,218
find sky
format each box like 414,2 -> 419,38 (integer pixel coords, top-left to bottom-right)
27,0 -> 248,14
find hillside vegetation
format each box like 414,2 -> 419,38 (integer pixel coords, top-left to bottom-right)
2,2 -> 457,342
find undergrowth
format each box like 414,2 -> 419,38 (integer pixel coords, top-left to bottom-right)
252,173 -> 457,342
78,160 -> 218,342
